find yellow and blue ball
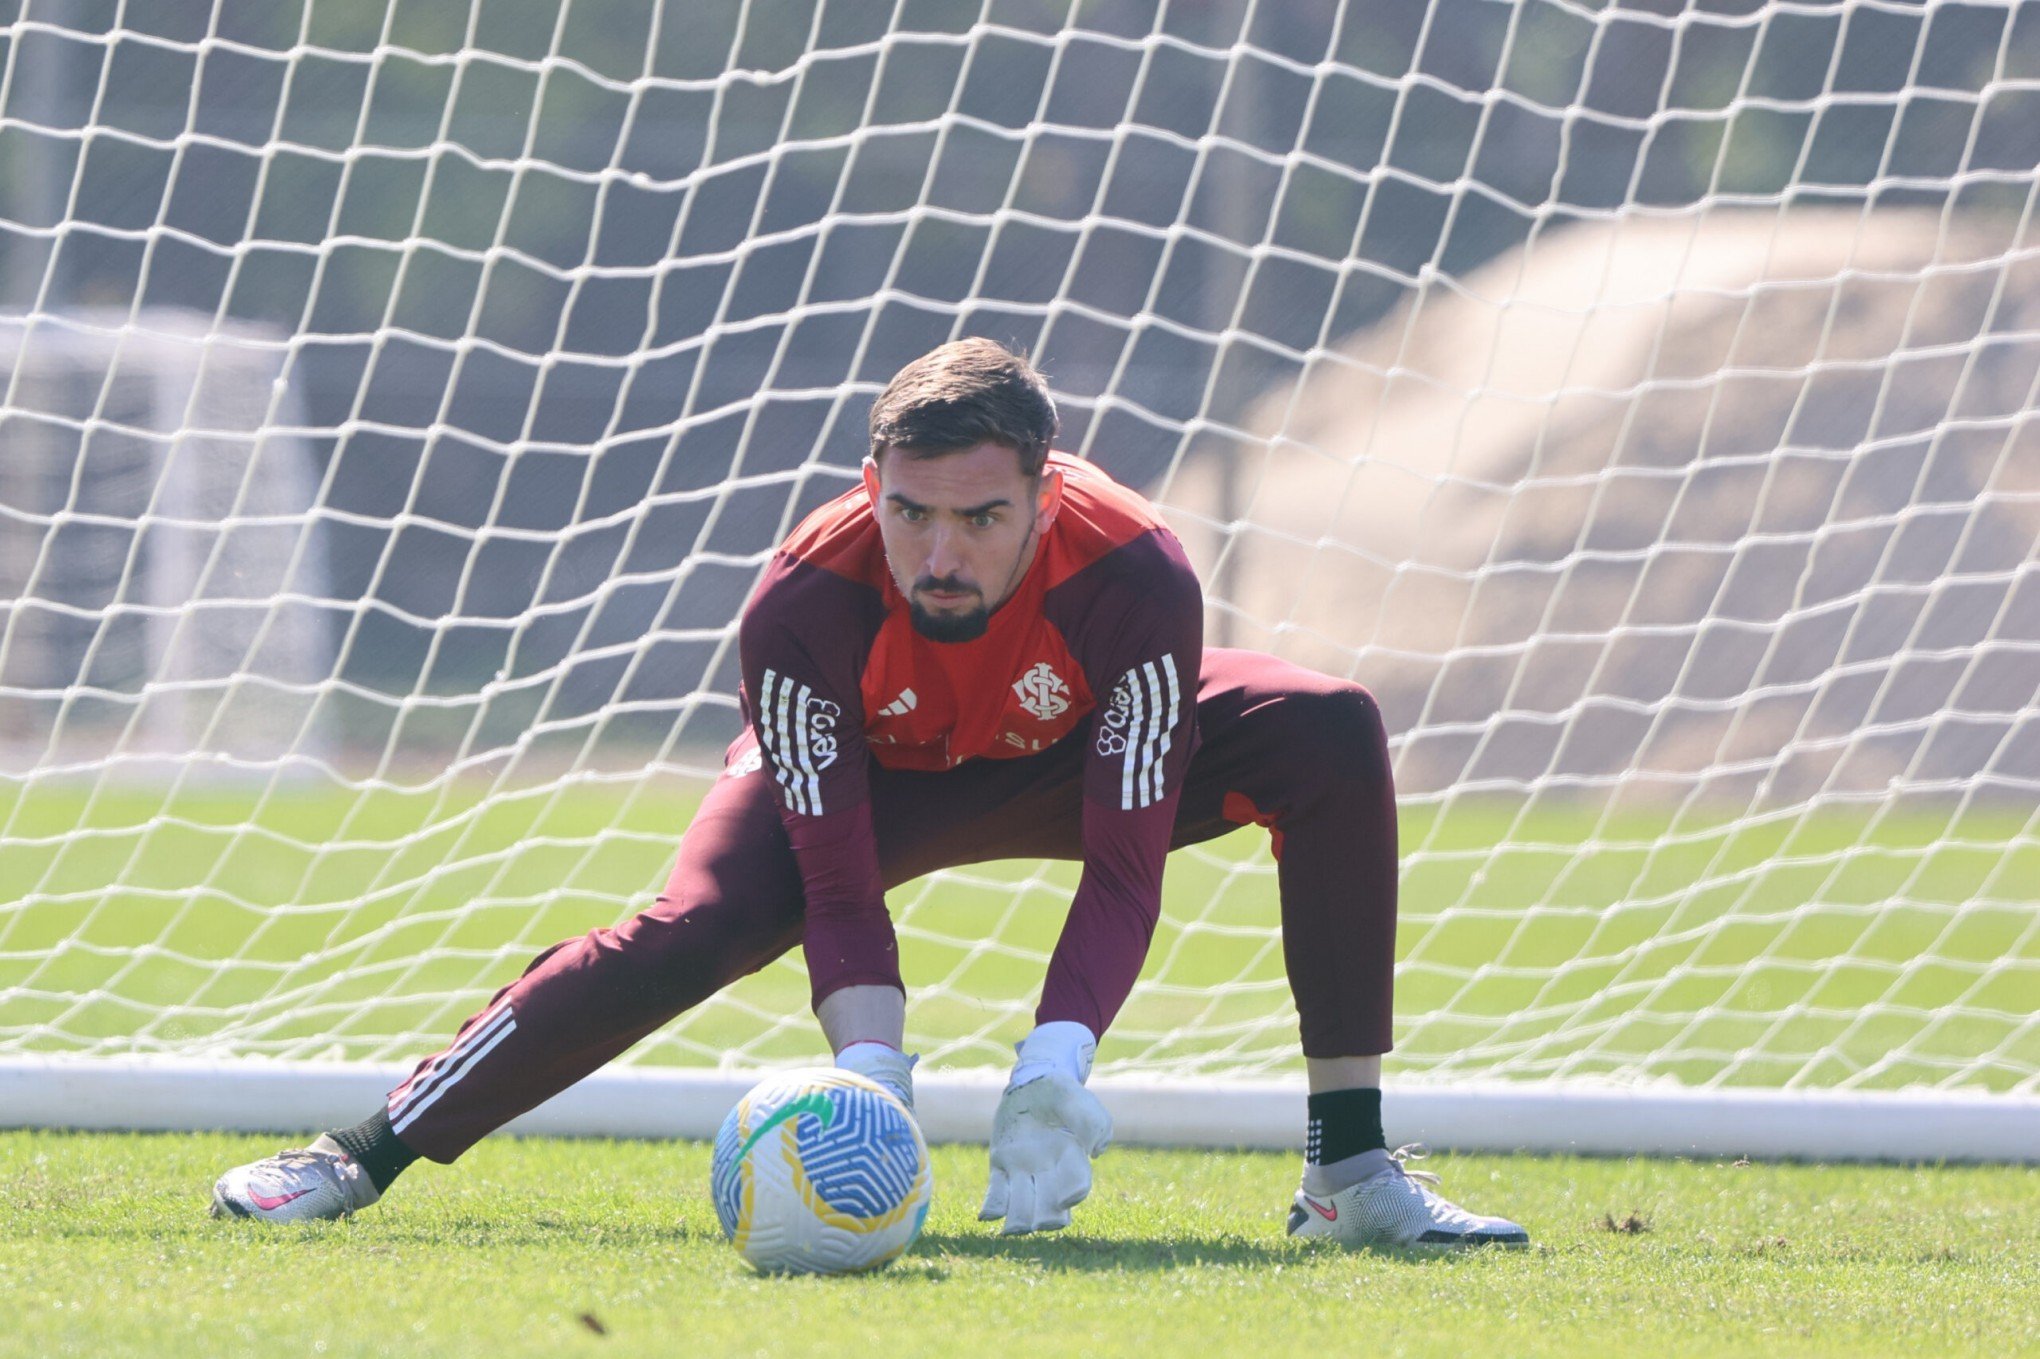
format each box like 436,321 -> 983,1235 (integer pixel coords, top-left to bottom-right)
711,1069 -> 932,1274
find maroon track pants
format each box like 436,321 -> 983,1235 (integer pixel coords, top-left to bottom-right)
384,649 -> 1398,1161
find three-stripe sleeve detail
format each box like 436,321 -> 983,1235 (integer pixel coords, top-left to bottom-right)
1118,654 -> 1181,810
759,667 -> 825,816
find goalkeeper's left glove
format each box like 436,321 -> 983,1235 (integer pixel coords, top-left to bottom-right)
978,1021 -> 1112,1235
835,1040 -> 917,1112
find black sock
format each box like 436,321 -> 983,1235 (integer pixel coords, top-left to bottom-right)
1305,1088 -> 1386,1165
326,1108 -> 420,1193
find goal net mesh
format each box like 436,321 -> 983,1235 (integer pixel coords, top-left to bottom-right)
1,0 -> 2034,1102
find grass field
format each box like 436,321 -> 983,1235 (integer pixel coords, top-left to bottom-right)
2,1130 -> 2035,1359
2,778 -> 2033,1086
3,777 -> 2035,1355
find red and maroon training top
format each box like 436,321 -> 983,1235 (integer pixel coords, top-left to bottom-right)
736,452 -> 1203,1037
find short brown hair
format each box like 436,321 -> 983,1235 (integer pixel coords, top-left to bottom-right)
868,338 -> 1058,477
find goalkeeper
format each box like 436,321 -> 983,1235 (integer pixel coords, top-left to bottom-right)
213,339 -> 1526,1249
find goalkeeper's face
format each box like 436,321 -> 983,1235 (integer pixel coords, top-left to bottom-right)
865,443 -> 1063,643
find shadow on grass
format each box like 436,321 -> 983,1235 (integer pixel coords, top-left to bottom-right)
914,1229 -> 1358,1272
171,1217 -> 1507,1268
176,1210 -> 715,1252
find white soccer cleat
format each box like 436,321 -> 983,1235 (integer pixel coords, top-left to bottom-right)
209,1135 -> 381,1223
1286,1145 -> 1529,1249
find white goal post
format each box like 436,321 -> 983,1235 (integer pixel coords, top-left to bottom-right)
1,1 -> 2035,1162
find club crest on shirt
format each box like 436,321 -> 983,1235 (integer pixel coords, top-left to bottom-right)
1012,661 -> 1071,722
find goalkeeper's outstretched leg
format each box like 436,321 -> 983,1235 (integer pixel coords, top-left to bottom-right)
215,741 -> 813,1221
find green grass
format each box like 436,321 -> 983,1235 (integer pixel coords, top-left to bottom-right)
2,1130 -> 2035,1359
4,780 -> 2034,1355
2,779 -> 2034,1087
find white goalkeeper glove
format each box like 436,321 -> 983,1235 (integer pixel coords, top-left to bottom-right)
978,1021 -> 1112,1235
835,1040 -> 917,1112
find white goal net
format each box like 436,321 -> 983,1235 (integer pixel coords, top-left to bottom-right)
1,0 -> 2035,1159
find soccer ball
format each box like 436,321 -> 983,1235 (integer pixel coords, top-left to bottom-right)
710,1069 -> 932,1274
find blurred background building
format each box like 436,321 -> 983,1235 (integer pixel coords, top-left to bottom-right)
1,0 -> 2033,796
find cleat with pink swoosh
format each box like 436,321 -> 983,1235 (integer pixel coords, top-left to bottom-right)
1285,1144 -> 1529,1249
210,1136 -> 381,1223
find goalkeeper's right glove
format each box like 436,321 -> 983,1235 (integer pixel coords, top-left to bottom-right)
835,1040 -> 917,1112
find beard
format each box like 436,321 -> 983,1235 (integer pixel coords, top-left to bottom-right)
908,577 -> 990,642
908,597 -> 990,642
